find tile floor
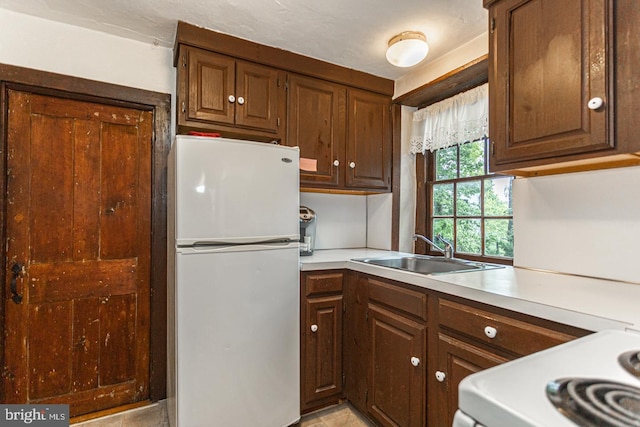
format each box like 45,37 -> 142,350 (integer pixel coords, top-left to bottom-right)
73,401 -> 374,427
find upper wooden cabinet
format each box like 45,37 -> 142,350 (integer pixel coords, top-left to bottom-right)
176,45 -> 285,141
485,0 -> 640,176
346,89 -> 392,191
174,21 -> 393,192
287,74 -> 392,192
287,74 -> 346,189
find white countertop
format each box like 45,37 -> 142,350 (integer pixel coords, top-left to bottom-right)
300,249 -> 640,333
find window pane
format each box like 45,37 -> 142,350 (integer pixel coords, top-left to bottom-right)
459,140 -> 485,178
456,219 -> 481,255
485,177 -> 513,216
433,218 -> 454,246
456,181 -> 481,216
433,183 -> 454,216
485,219 -> 514,257
435,146 -> 458,181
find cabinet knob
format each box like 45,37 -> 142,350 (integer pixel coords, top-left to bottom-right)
435,371 -> 446,382
228,95 -> 236,103
410,357 -> 420,367
484,326 -> 498,339
237,96 -> 245,105
349,161 -> 356,169
310,324 -> 318,333
587,97 -> 604,110
333,160 -> 340,167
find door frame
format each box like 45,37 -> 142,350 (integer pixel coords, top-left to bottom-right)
0,63 -> 171,402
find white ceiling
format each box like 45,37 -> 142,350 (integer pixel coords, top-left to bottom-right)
0,0 -> 488,80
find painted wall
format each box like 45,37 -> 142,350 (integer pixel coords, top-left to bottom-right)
513,167 -> 640,283
0,8 -> 174,97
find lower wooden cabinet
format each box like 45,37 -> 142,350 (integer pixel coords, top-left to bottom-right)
433,333 -> 507,427
302,270 -> 591,426
368,304 -> 426,427
300,270 -> 344,412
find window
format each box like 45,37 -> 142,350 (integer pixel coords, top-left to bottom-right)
427,137 -> 514,261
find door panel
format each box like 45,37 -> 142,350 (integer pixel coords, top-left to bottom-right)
2,90 -> 152,417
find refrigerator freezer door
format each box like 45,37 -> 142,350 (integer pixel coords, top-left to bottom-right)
174,243 -> 300,427
172,136 -> 299,245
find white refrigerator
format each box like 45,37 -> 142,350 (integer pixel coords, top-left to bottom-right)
167,135 -> 300,427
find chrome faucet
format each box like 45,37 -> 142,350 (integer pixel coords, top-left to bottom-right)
412,233 -> 455,259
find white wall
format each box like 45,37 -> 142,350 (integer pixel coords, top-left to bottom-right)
0,8 -> 174,96
513,167 -> 640,283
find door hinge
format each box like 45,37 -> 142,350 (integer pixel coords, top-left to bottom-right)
181,102 -> 186,113
181,55 -> 187,67
490,17 -> 496,34
342,373 -> 346,386
365,309 -> 369,321
277,117 -> 281,127
365,389 -> 368,404
491,141 -> 495,156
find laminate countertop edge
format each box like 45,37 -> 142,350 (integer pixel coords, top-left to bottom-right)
300,248 -> 640,333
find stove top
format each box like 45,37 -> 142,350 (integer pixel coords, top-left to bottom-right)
458,330 -> 640,427
547,378 -> 640,426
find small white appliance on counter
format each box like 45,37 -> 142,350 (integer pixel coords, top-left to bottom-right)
167,135 -> 300,427
299,206 -> 316,256
454,329 -> 640,427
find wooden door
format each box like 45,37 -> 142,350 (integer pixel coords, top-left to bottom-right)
488,0 -> 612,170
368,304 -> 426,427
434,333 -> 507,427
346,89 -> 391,191
287,74 -> 346,189
235,60 -> 282,133
2,90 -> 152,417
184,45 -> 236,125
303,295 -> 343,407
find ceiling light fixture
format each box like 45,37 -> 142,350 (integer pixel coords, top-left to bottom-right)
385,31 -> 429,68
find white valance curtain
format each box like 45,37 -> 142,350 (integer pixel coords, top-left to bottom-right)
409,83 -> 489,154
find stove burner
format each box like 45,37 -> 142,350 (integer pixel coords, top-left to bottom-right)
620,351 -> 640,379
547,378 -> 640,427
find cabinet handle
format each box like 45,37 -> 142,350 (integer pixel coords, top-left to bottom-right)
410,357 -> 420,367
333,160 -> 340,167
237,96 -> 245,105
228,95 -> 236,103
349,161 -> 356,169
435,371 -> 446,382
310,324 -> 318,333
587,97 -> 604,110
484,326 -> 498,339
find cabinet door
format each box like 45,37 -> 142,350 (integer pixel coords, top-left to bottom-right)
303,295 -> 343,407
489,0 -> 612,170
434,333 -> 507,427
346,89 -> 391,191
368,304 -> 426,427
184,46 -> 236,125
287,74 -> 346,188
235,61 -> 282,132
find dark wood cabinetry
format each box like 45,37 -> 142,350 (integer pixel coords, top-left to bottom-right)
485,0 -> 640,176
287,74 -> 345,189
176,45 -> 285,141
174,21 -> 394,192
300,271 -> 345,412
287,75 -> 392,192
367,278 -> 428,427
346,90 -> 392,191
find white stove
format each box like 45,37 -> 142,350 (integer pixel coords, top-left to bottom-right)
454,329 -> 640,427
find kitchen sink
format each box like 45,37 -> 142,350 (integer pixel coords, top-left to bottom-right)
352,255 -> 503,275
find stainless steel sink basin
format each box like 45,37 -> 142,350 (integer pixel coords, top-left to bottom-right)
353,255 -> 503,275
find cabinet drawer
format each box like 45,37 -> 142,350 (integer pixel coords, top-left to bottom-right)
368,278 -> 427,322
304,272 -> 344,297
438,299 -> 576,356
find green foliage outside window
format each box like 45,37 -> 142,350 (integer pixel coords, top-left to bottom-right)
430,138 -> 513,259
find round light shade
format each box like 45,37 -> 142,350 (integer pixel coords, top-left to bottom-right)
386,31 -> 429,67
